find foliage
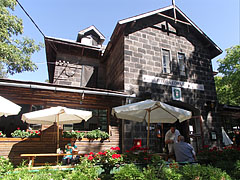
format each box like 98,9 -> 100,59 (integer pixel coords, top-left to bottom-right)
67,158 -> 101,180
0,130 -> 6,137
86,129 -> 100,141
216,45 -> 240,105
62,129 -> 109,141
27,130 -> 41,138
0,0 -> 43,76
99,131 -> 110,142
197,145 -> 240,178
113,163 -> 144,180
85,147 -> 123,174
123,145 -> 151,164
0,156 -> 13,175
180,164 -> 231,180
231,160 -> 240,180
11,128 -> 41,138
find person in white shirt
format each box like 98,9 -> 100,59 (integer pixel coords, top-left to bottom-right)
165,125 -> 180,155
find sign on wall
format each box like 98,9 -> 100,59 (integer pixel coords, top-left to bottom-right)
142,75 -> 204,91
172,87 -> 182,101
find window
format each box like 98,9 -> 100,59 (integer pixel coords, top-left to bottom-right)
178,53 -> 186,76
162,49 -> 171,74
63,108 -> 108,132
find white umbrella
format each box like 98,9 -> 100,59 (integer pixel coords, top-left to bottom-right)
112,99 -> 192,149
221,127 -> 233,146
22,106 -> 92,148
0,96 -> 21,117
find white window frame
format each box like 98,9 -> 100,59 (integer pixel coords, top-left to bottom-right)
161,49 -> 171,74
177,52 -> 186,76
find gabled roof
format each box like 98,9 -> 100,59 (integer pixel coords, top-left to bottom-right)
77,25 -> 105,44
103,5 -> 222,59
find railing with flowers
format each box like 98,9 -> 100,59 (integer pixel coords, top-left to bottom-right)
62,129 -> 110,142
0,131 -> 6,137
10,128 -> 41,139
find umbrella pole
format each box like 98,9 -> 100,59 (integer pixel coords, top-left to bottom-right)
57,114 -> 59,150
147,110 -> 150,150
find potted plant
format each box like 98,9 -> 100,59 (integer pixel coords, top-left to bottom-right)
28,130 -> 41,138
11,128 -> 29,138
0,131 -> 6,138
86,130 -> 99,142
99,131 -> 109,143
76,131 -> 85,141
62,131 -> 75,138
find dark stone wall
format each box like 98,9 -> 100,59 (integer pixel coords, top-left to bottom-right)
121,18 -> 220,150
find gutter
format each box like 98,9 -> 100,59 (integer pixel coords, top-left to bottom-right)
0,82 -> 136,98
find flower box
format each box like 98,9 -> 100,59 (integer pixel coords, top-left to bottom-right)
0,137 -> 41,142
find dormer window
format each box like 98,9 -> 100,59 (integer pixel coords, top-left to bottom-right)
77,25 -> 105,47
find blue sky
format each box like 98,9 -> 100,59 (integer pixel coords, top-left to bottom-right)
9,0 -> 240,82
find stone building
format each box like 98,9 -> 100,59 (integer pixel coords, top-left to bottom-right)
0,5 -> 223,157
44,5 -> 222,151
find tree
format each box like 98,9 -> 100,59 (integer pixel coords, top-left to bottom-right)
215,45 -> 240,105
0,0 -> 43,77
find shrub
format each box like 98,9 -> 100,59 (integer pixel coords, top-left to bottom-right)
180,164 -> 231,180
85,147 -> 123,174
0,156 -> 13,175
67,158 -> 101,180
113,163 -> 144,180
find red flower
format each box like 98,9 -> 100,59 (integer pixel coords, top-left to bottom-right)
17,127 -> 20,130
0,132 -> 2,135
89,152 -> 94,155
112,154 -> 121,159
88,155 -> 94,161
97,152 -> 103,155
125,150 -> 130,153
203,145 -> 209,149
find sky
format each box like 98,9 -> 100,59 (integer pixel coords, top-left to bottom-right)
9,0 -> 240,82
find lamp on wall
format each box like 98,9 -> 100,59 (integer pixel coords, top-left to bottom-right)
80,91 -> 85,104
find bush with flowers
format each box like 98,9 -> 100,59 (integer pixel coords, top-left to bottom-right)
197,145 -> 240,178
0,131 -> 6,137
123,145 -> 151,164
84,146 -> 123,174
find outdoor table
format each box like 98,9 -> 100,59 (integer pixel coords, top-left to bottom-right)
20,153 -> 80,168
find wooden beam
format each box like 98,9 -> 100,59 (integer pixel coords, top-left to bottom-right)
157,13 -> 191,26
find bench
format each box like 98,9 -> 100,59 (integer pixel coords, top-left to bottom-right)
20,153 -> 80,168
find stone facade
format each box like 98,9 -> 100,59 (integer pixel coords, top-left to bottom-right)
119,18 -> 220,151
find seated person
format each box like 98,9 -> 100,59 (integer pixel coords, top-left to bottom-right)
174,135 -> 196,163
62,140 -> 79,165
